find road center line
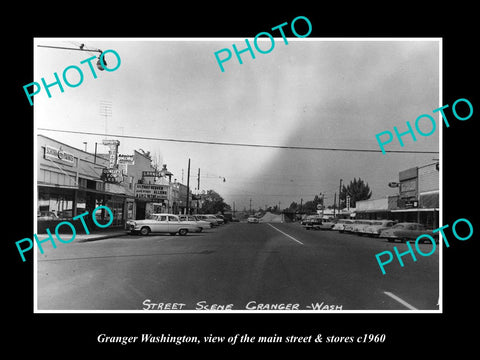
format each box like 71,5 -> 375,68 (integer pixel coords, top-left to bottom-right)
383,291 -> 418,310
266,223 -> 304,245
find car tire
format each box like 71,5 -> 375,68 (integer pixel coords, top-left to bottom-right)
178,229 -> 188,236
387,238 -> 394,242
140,227 -> 150,236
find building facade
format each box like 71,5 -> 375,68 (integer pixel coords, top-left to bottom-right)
38,135 -> 204,231
37,135 -> 134,233
355,162 -> 439,228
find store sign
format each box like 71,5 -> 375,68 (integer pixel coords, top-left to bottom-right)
400,178 -> 417,198
118,154 -> 134,165
142,170 -> 160,177
135,184 -> 168,200
102,139 -> 120,169
102,168 -> 123,183
44,145 -> 75,165
404,200 -> 418,209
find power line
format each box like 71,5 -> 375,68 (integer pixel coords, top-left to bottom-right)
37,128 -> 439,154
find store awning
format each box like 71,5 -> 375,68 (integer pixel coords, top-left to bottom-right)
77,160 -> 105,180
391,208 -> 439,212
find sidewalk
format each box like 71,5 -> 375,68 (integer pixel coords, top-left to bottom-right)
58,229 -> 130,243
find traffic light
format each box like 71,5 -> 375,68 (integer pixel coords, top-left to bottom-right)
96,53 -> 106,71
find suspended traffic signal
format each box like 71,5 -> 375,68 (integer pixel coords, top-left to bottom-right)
96,53 -> 106,71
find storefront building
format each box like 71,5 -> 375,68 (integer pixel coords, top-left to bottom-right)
37,135 -> 134,233
355,162 -> 439,228
38,135 -> 203,229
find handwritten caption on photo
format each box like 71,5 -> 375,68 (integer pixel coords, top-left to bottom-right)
16,205 -> 114,262
142,299 -> 343,311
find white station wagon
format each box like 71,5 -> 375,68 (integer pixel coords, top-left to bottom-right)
126,213 -> 201,236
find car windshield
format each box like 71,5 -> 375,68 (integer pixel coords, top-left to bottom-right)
148,215 -> 158,220
392,224 -> 404,229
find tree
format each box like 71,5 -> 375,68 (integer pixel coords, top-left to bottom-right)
302,194 -> 323,213
288,201 -> 299,212
200,190 -> 231,214
340,178 -> 372,208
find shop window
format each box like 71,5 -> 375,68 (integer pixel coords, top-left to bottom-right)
79,178 -> 87,188
76,191 -> 86,215
86,179 -> 96,190
37,191 -> 74,220
96,181 -> 104,191
127,202 -> 134,220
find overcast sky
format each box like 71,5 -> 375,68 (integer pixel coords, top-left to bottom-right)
35,38 -> 440,211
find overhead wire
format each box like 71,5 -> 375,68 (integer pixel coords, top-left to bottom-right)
37,128 -> 439,154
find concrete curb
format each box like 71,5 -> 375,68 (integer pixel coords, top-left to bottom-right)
76,232 -> 129,243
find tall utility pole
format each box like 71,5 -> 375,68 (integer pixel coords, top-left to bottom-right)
196,168 -> 200,214
333,192 -> 337,217
338,179 -> 343,216
249,198 -> 252,214
186,159 -> 191,215
197,168 -> 200,190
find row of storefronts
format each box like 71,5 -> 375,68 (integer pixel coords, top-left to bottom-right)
36,134 -> 193,233
314,162 -> 439,228
354,162 -> 440,228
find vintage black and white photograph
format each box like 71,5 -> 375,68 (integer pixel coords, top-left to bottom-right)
33,38 -> 441,312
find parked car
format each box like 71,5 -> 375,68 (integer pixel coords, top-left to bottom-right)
126,213 -> 201,236
214,214 -> 225,225
332,219 -> 354,232
343,220 -> 359,233
231,217 -> 240,222
196,214 -> 220,226
37,211 -> 59,221
304,217 -> 322,230
351,220 -> 375,235
379,222 -> 439,242
363,220 -> 396,237
317,218 -> 336,230
300,215 -> 319,226
179,215 -> 212,230
247,216 -> 259,224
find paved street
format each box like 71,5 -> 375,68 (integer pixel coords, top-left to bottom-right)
37,222 -> 439,311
